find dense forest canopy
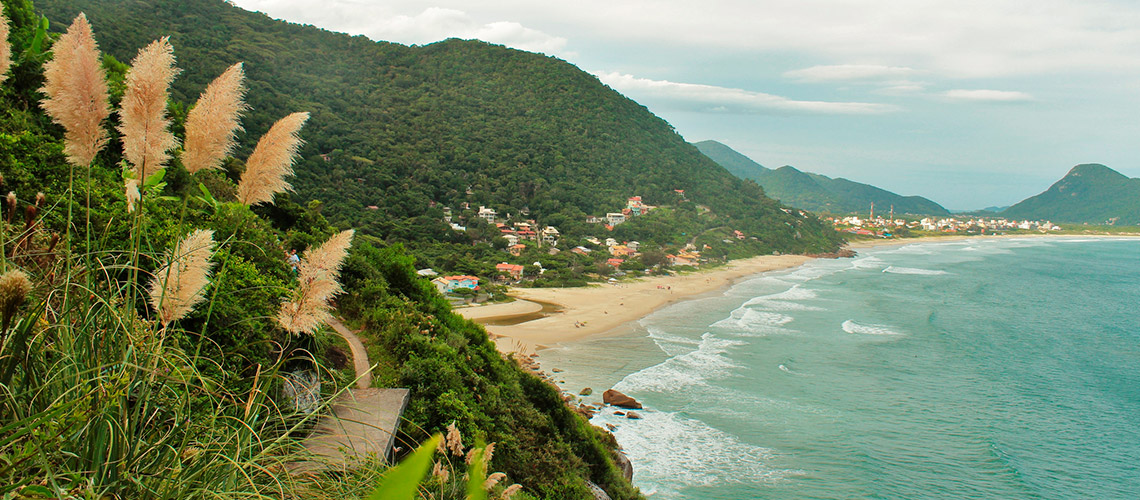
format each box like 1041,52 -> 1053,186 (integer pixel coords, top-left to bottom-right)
38,0 -> 843,263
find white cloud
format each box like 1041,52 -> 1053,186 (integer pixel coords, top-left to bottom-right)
231,1 -> 569,56
783,65 -> 918,82
595,72 -> 899,115
943,89 -> 1035,102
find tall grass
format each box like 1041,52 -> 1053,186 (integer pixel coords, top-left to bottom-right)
0,11 -> 346,498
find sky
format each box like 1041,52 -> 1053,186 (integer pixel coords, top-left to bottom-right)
229,0 -> 1140,210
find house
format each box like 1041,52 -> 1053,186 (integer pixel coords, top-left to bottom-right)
571,246 -> 591,255
605,238 -> 618,247
606,212 -> 626,226
508,243 -> 526,256
669,252 -> 701,267
607,258 -> 625,267
609,245 -> 633,257
504,234 -> 519,246
733,230 -> 745,240
477,206 -> 497,223
541,226 -> 560,246
585,215 -> 601,224
416,269 -> 438,277
585,236 -> 602,246
627,241 -> 640,251
627,196 -> 651,216
433,275 -> 479,293
496,263 -> 524,281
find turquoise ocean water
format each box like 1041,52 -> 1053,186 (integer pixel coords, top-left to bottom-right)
542,238 -> 1140,499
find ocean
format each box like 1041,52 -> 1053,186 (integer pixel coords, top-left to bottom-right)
541,237 -> 1140,499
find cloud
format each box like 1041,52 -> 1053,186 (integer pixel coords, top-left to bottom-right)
783,64 -> 918,82
378,8 -> 568,54
595,72 -> 899,115
231,1 -> 569,56
943,89 -> 1035,102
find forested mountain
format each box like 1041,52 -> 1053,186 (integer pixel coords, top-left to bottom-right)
1001,164 -> 1140,225
38,0 -> 842,258
695,140 -> 950,216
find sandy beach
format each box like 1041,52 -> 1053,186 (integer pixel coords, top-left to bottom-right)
456,254 -> 813,354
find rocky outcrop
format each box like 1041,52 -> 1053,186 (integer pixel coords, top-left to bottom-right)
602,389 -> 642,409
614,450 -> 634,482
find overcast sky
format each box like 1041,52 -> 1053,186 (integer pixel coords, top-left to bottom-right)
231,0 -> 1140,210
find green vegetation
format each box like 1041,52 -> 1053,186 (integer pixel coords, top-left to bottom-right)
0,3 -> 640,498
37,0 -> 844,286
1001,163 -> 1140,225
695,139 -> 950,216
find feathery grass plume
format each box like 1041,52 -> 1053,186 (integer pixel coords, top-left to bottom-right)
149,229 -> 215,326
431,460 -> 450,482
501,484 -> 523,499
119,37 -> 180,181
0,3 -> 11,84
237,112 -> 309,206
483,472 -> 506,491
275,229 -> 353,334
445,422 -> 464,457
0,268 -> 31,332
183,62 -> 247,173
39,13 -> 111,167
125,179 -> 140,212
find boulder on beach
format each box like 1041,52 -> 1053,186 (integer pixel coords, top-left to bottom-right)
602,389 -> 642,409
579,387 -> 593,396
625,410 -> 642,420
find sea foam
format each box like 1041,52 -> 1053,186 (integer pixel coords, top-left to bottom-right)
883,265 -> 949,276
616,333 -> 743,392
597,409 -> 797,499
842,319 -> 903,336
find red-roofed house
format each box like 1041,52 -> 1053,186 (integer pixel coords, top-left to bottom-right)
607,258 -> 624,267
496,263 -> 524,280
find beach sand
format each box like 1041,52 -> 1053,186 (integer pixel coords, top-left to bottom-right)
455,254 -> 813,354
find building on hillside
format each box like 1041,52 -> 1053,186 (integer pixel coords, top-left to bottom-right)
627,196 -> 652,216
606,212 -> 626,226
605,237 -> 618,247
607,258 -> 625,267
495,263 -> 524,281
585,215 -> 601,224
416,269 -> 438,277
504,234 -> 519,246
477,206 -> 497,223
541,226 -> 560,246
609,245 -> 633,257
571,246 -> 591,255
508,243 -> 526,256
627,241 -> 641,251
433,275 -> 479,293
585,236 -> 602,246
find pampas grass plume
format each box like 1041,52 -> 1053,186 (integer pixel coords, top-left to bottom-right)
119,37 -> 180,181
275,229 -> 353,334
125,179 -> 140,213
483,472 -> 506,491
149,229 -> 215,326
183,62 -> 247,173
0,268 -> 31,329
501,484 -> 523,499
39,13 -> 111,167
237,112 -> 309,206
0,3 -> 12,84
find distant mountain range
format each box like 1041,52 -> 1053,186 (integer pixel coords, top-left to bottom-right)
695,140 -> 950,216
1001,164 -> 1140,225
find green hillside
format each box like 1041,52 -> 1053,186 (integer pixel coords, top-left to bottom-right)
1001,164 -> 1140,225
38,0 -> 842,261
695,140 -> 950,216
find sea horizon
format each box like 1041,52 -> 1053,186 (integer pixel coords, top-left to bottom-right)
543,236 -> 1140,499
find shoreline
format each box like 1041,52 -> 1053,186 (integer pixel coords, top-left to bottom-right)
456,254 -> 813,355
458,233 -> 1139,356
